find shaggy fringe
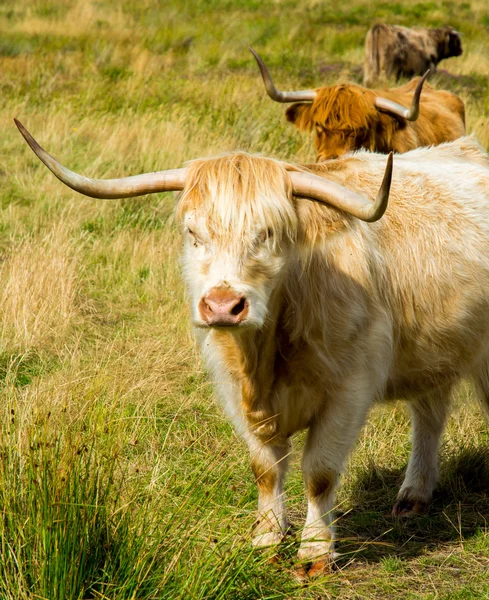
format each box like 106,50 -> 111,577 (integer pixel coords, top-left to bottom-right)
176,152 -> 299,248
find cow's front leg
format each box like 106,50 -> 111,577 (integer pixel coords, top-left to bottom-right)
298,392 -> 372,571
246,434 -> 290,548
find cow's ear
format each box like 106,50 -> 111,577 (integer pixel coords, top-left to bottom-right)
285,103 -> 313,130
374,112 -> 400,152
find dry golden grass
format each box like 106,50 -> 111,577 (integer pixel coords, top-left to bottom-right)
0,228 -> 81,350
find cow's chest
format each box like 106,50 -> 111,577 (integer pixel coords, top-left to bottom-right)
201,329 -> 333,442
246,341 -> 332,440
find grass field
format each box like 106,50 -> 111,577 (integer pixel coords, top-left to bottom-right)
1,0 -> 489,598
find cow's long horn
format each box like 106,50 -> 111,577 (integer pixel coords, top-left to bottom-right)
374,70 -> 430,121
249,47 -> 317,103
290,152 -> 393,222
15,119 -> 187,198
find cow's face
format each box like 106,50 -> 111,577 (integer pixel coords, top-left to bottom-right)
176,154 -> 298,330
445,28 -> 462,58
285,86 -> 378,160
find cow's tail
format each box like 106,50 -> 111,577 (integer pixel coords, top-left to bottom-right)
364,25 -> 383,87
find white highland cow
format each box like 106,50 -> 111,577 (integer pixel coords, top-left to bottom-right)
16,119 -> 489,577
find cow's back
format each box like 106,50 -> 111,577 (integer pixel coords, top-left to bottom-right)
299,140 -> 489,397
381,150 -> 489,391
376,79 -> 466,147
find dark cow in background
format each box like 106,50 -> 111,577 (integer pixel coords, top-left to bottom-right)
364,24 -> 463,87
251,48 -> 465,161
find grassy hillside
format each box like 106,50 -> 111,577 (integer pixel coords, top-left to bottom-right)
1,0 -> 489,597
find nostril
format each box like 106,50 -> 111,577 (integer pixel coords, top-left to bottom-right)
199,297 -> 213,315
231,297 -> 247,316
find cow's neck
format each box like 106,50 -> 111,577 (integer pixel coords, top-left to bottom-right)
212,286 -> 285,440
432,28 -> 447,59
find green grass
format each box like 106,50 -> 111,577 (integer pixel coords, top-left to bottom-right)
1,0 -> 489,597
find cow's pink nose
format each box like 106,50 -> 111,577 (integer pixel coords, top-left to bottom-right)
199,289 -> 249,326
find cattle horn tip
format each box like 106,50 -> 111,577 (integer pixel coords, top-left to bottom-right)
15,118 -> 48,158
249,47 -> 316,103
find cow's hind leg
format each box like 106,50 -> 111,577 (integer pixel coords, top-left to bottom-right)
473,359 -> 489,415
246,434 -> 290,548
393,389 -> 452,517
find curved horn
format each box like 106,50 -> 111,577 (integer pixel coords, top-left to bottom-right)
249,47 -> 317,103
290,152 -> 393,222
374,70 -> 430,121
14,119 -> 186,199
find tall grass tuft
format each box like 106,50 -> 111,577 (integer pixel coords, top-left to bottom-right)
0,412 -> 283,599
0,432 -> 147,599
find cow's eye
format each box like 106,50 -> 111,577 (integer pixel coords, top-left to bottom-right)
187,228 -> 202,247
259,229 -> 273,243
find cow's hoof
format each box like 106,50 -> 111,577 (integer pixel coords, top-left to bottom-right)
252,531 -> 283,548
293,558 -> 333,582
307,558 -> 332,578
392,497 -> 428,518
